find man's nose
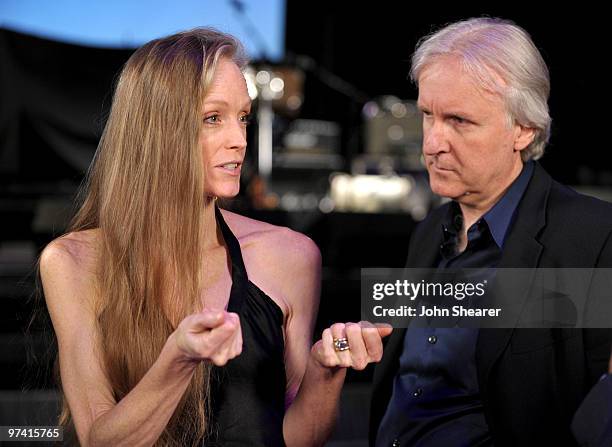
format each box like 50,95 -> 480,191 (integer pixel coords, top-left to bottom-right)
422,122 -> 450,156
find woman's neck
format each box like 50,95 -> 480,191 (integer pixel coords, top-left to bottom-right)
202,197 -> 224,251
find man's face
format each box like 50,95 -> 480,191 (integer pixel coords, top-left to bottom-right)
417,56 -> 531,208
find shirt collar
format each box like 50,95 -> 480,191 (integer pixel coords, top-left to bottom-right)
440,161 -> 534,249
482,160 -> 534,248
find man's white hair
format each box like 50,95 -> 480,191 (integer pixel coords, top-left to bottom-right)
411,17 -> 551,161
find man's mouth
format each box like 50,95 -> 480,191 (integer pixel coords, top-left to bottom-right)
430,161 -> 454,171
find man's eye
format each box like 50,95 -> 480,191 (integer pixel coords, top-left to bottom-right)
204,114 -> 219,124
240,114 -> 252,125
450,116 -> 469,125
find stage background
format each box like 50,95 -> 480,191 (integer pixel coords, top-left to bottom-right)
1,3 -> 610,445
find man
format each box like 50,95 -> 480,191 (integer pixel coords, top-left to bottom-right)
370,18 -> 612,446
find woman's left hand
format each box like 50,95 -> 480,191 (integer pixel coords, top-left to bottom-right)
311,321 -> 393,370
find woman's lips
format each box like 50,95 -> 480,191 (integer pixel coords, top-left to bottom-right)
215,162 -> 242,176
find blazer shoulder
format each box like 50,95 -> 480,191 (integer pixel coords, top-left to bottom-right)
540,181 -> 612,265
548,180 -> 612,230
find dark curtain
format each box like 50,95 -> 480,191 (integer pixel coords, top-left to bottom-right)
0,28 -> 132,182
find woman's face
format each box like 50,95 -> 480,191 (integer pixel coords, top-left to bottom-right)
200,57 -> 251,198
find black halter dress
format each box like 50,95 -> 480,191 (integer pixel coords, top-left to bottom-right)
203,208 -> 287,447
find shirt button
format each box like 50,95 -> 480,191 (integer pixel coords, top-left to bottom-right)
413,388 -> 422,397
427,335 -> 438,344
392,439 -> 400,447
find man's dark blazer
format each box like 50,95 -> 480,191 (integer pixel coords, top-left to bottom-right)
572,375 -> 612,447
370,163 -> 612,446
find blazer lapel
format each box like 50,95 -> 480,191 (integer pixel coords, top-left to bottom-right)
476,162 -> 551,396
405,208 -> 446,269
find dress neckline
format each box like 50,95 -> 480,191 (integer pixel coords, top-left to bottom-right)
215,206 -> 248,314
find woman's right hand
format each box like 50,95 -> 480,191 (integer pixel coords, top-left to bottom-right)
173,309 -> 242,366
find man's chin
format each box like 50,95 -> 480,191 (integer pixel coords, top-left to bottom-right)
430,183 -> 466,200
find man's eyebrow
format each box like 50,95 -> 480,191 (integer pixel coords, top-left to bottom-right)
416,105 -> 476,120
442,110 -> 475,120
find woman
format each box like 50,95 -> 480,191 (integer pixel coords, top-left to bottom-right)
40,28 -> 391,446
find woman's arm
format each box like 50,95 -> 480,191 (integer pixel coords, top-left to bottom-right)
86,313 -> 240,447
277,235 -> 341,447
284,321 -> 391,447
40,241 -> 242,447
86,332 -> 199,447
274,234 -> 390,447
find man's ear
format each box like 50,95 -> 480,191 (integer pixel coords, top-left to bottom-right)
514,124 -> 536,152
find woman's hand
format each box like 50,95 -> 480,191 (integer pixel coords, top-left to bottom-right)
173,309 -> 242,366
311,321 -> 393,370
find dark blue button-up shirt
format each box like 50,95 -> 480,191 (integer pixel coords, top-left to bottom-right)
376,162 -> 534,447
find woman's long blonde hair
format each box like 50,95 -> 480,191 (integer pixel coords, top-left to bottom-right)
59,28 -> 247,446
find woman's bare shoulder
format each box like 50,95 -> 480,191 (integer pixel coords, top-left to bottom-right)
220,210 -> 321,314
42,228 -> 100,264
39,229 -> 101,299
220,209 -> 320,264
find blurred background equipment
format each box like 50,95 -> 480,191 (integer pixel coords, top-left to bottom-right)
244,64 -> 307,178
330,173 -> 430,220
278,119 -> 342,169
363,96 -> 423,164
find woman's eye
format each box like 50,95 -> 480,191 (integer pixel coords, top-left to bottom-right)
204,114 -> 219,124
240,114 -> 252,125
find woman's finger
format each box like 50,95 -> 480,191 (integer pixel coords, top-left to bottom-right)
319,327 -> 338,367
345,322 -> 369,370
375,322 -> 393,338
195,312 -> 241,359
359,321 -> 384,363
330,323 -> 351,368
189,310 -> 225,333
